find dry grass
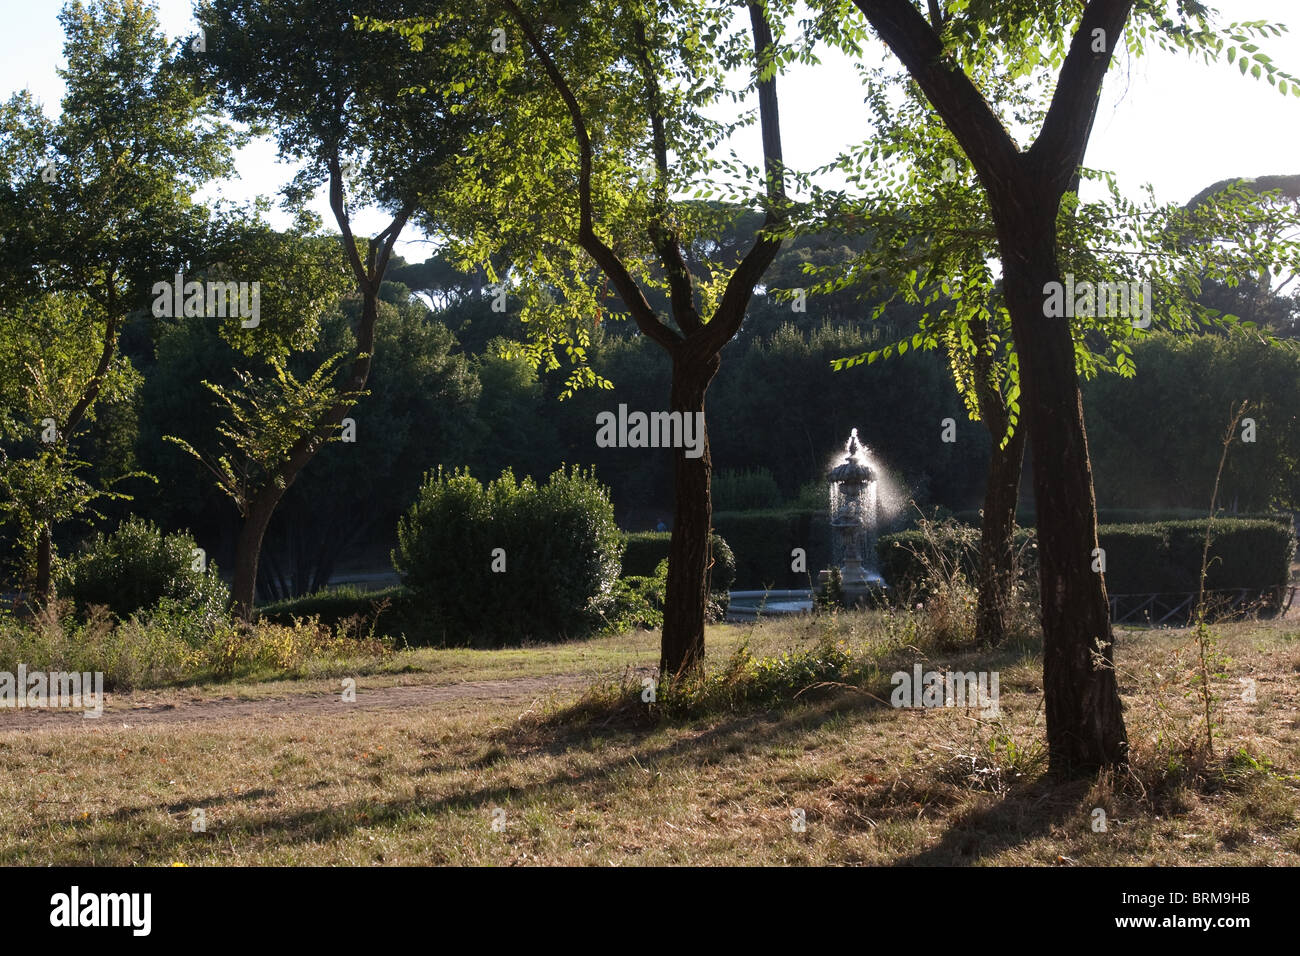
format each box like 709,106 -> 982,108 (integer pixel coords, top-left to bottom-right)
0,611 -> 1296,865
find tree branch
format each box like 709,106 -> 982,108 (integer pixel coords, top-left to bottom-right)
631,15 -> 702,336
369,204 -> 413,288
926,0 -> 944,30
1029,0 -> 1135,197
697,1 -> 788,357
497,0 -> 682,353
63,282 -> 119,438
328,152 -> 369,285
850,0 -> 1022,196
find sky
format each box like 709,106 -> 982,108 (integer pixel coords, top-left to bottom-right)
3,0 -> 1298,265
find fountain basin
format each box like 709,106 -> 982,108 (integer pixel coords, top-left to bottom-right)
726,589 -> 814,621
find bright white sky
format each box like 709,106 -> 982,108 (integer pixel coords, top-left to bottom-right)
3,0 -> 1298,265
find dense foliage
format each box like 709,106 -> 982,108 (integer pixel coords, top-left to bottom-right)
621,532 -> 735,594
393,465 -> 623,645
59,517 -> 229,622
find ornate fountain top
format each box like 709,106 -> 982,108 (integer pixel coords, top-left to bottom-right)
828,428 -> 875,484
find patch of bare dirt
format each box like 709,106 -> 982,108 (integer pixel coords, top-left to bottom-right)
0,673 -> 600,734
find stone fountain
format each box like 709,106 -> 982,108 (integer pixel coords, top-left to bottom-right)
822,428 -> 884,602
724,428 -> 888,621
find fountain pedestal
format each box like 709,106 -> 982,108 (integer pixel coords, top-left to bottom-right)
820,428 -> 885,606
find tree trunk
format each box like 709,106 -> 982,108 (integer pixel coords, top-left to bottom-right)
976,421 -> 1027,645
968,314 -> 1026,646
660,354 -> 719,678
231,491 -> 282,623
998,206 -> 1128,775
34,523 -> 53,604
227,260 -> 393,622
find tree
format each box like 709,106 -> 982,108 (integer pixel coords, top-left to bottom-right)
507,0 -> 794,676
372,0 -> 796,675
829,0 -> 1300,773
1085,332 -> 1300,514
1184,175 -> 1300,338
166,349 -> 362,596
0,0 -> 238,599
257,296 -> 481,599
801,43 -> 1300,649
0,294 -> 143,594
191,0 -> 478,618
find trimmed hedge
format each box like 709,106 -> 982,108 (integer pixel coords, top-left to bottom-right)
878,518 -> 1295,604
712,468 -> 783,512
620,532 -> 736,594
953,508 -> 1294,528
257,585 -> 407,634
712,508 -> 833,589
1098,520 -> 1294,594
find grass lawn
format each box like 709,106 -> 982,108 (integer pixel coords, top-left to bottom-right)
1,612 -> 1296,865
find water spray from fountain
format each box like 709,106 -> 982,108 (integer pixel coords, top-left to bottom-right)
826,428 -> 885,595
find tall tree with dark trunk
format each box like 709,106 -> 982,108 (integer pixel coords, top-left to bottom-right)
807,11 -> 1300,652
191,0 -> 478,619
802,51 -> 1042,647
369,0 -> 795,675
837,0 -> 1299,772
491,0 -> 789,677
841,0 -> 1140,773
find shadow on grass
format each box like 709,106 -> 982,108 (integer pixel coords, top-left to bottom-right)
18,637 -> 1091,865
891,776 -> 1088,865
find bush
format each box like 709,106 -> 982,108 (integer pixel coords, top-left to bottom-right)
60,517 -> 229,625
394,465 -> 624,645
257,585 -> 407,633
952,507 -> 1292,528
712,468 -> 783,511
1098,519 -> 1294,595
877,522 -> 1036,600
620,531 -> 736,594
712,508 -> 830,588
604,560 -> 667,632
878,517 -> 1295,613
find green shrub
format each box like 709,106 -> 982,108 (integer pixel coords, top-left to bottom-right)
60,517 -> 229,625
1098,519 -> 1294,595
604,560 -> 667,632
393,465 -> 623,645
0,597 -> 402,690
0,602 -> 193,690
658,634 -> 865,717
876,523 -> 1036,600
712,468 -> 783,511
257,585 -> 406,632
620,531 -> 736,594
792,480 -> 829,513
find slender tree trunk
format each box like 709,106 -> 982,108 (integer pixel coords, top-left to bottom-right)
998,207 -> 1128,775
976,423 -> 1027,645
224,177 -> 403,619
660,354 -> 719,678
968,315 -> 1026,646
231,490 -> 283,622
34,523 -> 53,603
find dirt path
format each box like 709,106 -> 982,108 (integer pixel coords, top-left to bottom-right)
0,672 -> 610,734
